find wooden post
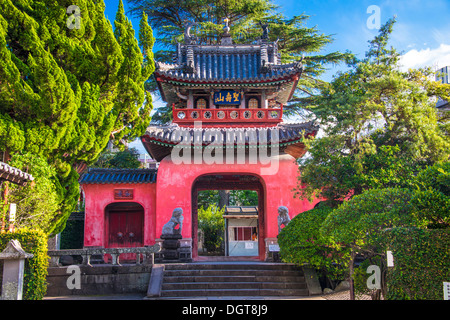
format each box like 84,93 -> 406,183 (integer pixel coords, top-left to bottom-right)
1,181 -> 9,233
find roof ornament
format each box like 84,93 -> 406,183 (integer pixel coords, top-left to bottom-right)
184,21 -> 198,45
221,17 -> 232,45
259,22 -> 269,41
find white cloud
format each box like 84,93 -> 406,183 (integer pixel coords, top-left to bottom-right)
399,43 -> 450,72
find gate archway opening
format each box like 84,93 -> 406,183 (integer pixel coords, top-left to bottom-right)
191,174 -> 265,261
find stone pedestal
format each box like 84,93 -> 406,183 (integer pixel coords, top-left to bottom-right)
155,235 -> 192,263
0,240 -> 34,300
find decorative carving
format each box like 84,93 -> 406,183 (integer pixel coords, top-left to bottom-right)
277,206 -> 291,234
260,59 -> 272,74
259,22 -> 269,40
183,59 -> 195,74
162,208 -> 184,236
184,21 -> 198,44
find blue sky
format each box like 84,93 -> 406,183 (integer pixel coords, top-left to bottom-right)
103,0 -> 450,151
104,0 -> 450,79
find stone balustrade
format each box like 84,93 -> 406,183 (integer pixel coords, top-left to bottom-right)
47,245 -> 160,267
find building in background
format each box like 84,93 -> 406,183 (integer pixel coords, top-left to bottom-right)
436,66 -> 449,110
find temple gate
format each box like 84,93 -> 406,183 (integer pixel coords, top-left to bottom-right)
81,20 -> 319,261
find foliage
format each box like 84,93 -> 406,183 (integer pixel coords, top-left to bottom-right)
229,190 -> 258,206
0,228 -> 48,300
278,202 -> 349,282
381,227 -> 450,300
94,147 -> 142,169
321,188 -> 418,255
0,0 -> 155,234
198,204 -> 225,254
296,18 -> 450,202
320,188 -> 419,299
60,219 -> 84,249
128,0 -> 274,46
197,190 -> 258,209
410,161 -> 450,229
6,153 -> 61,234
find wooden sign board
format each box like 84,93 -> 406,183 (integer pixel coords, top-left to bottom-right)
114,189 -> 134,200
214,90 -> 241,105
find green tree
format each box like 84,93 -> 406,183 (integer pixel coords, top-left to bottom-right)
296,18 -> 450,202
410,161 -> 450,229
6,153 -> 60,234
320,188 -> 419,299
94,147 -> 142,169
0,0 -> 155,234
278,201 -> 349,289
198,203 -> 225,254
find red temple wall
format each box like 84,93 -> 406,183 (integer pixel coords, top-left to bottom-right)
82,183 -> 157,248
155,154 -> 319,259
82,154 -> 319,260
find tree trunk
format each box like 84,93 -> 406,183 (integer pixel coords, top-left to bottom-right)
218,190 -> 230,208
349,250 -> 356,300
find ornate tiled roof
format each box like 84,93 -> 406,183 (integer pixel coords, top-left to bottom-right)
155,23 -> 304,105
143,121 -> 317,146
141,121 -> 318,161
0,161 -> 34,186
79,168 -> 157,185
155,23 -> 303,84
155,45 -> 303,83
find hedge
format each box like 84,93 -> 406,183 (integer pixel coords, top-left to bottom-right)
0,229 -> 48,300
383,227 -> 450,300
278,204 -> 350,282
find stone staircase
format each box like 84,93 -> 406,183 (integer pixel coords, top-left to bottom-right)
158,263 -> 310,298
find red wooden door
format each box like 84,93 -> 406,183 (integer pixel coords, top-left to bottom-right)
108,211 -> 143,248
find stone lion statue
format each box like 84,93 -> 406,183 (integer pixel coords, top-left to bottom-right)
162,207 -> 184,236
277,206 -> 291,234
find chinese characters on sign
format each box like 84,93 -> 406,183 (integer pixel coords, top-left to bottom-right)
214,90 -> 241,105
114,189 -> 134,200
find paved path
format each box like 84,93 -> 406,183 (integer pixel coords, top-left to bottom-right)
44,294 -> 330,300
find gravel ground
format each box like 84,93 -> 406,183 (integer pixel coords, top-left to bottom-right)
322,290 -> 377,300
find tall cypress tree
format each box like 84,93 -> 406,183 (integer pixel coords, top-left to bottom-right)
0,0 -> 155,234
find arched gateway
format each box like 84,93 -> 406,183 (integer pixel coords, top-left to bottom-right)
80,22 -> 319,261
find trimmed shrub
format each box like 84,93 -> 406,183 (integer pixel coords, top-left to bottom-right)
278,204 -> 350,283
0,229 -> 48,300
382,227 -> 450,300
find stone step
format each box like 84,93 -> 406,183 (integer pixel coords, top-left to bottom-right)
164,263 -> 301,271
163,269 -> 303,277
163,275 -> 306,283
160,288 -> 310,297
157,262 -> 311,298
162,281 -> 307,290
